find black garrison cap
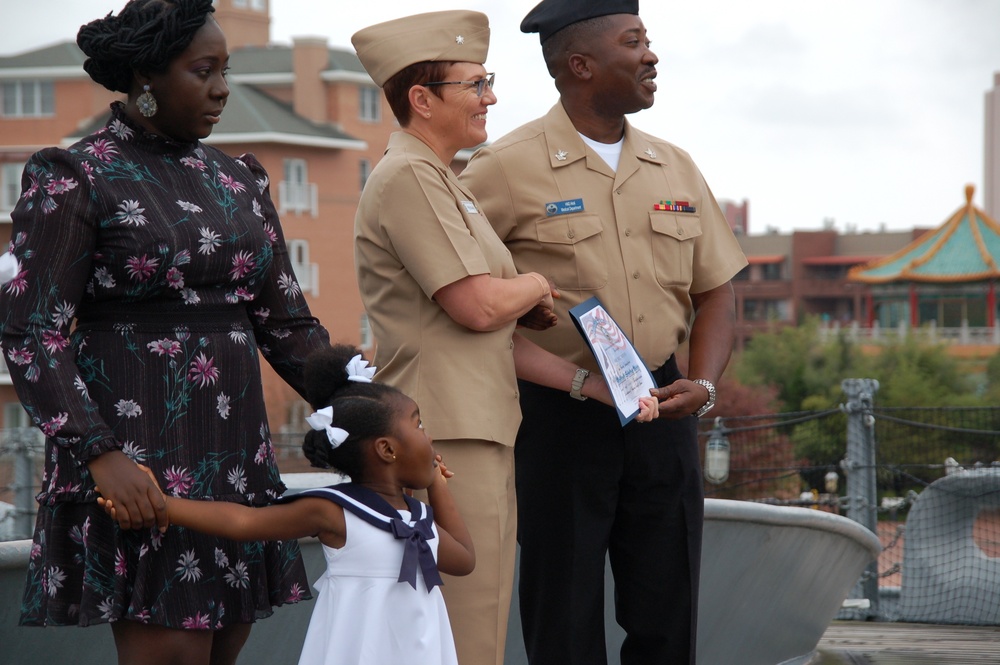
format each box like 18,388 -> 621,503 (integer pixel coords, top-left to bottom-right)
520,0 -> 639,43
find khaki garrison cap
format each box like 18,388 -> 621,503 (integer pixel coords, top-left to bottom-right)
351,10 -> 491,87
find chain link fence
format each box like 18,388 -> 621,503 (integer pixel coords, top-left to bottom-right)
5,394 -> 1000,624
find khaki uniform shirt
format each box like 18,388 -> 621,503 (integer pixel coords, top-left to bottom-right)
355,132 -> 521,445
461,102 -> 748,372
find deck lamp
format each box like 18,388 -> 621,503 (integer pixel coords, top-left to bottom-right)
704,418 -> 730,484
825,470 -> 839,494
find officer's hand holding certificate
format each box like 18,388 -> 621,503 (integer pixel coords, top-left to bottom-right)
569,297 -> 658,426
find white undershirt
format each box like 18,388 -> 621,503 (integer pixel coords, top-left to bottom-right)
579,132 -> 624,172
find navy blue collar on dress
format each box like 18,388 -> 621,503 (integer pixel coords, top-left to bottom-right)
281,483 -> 442,592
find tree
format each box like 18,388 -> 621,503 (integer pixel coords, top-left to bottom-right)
732,318 -> 860,411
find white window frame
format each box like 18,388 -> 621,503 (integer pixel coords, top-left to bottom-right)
359,312 -> 373,351
359,87 -> 381,123
359,158 -> 371,193
2,162 -> 24,220
3,402 -> 30,428
278,158 -> 318,217
287,238 -> 319,296
0,353 -> 12,386
1,80 -> 55,118
279,399 -> 312,449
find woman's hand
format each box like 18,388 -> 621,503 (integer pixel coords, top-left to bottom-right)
98,464 -> 169,532
636,396 -> 659,422
88,451 -> 168,531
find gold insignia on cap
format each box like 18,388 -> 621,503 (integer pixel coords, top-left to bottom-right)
555,150 -> 568,161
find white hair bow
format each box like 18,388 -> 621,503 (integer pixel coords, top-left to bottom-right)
306,406 -> 349,448
346,354 -> 376,383
0,252 -> 20,285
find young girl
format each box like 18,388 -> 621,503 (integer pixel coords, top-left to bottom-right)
101,344 -> 474,665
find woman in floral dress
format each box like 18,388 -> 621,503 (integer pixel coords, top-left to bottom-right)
0,1 -> 330,663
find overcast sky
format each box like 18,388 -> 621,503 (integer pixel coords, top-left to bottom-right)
3,0 -> 1000,234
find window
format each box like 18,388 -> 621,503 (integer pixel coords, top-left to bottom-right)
760,262 -> 783,281
1,80 -> 55,117
360,87 -> 381,122
279,158 -> 318,216
874,300 -> 908,329
2,162 -> 25,217
743,299 -> 790,322
250,0 -> 267,9
806,264 -> 851,280
232,0 -> 248,7
3,402 -> 30,429
287,239 -> 318,296
279,399 -> 312,450
359,159 -> 371,193
360,312 -> 373,351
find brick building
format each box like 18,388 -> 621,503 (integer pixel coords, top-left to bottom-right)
3,0 -> 987,438
0,0 -> 400,444
733,226 -> 927,349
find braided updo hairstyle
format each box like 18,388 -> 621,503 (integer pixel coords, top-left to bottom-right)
76,0 -> 216,93
301,344 -> 404,480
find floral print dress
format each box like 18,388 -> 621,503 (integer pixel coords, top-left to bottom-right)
1,103 -> 330,629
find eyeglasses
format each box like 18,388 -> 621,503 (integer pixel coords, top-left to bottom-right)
422,73 -> 495,97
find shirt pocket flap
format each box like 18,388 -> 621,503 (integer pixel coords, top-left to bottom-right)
536,213 -> 604,245
649,212 -> 702,241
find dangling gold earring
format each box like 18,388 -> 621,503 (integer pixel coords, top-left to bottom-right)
137,84 -> 158,118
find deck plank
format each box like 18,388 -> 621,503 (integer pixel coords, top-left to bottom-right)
817,621 -> 1000,663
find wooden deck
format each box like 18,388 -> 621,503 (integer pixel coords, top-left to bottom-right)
815,621 -> 1000,664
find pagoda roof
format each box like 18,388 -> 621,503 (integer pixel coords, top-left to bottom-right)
848,185 -> 1000,284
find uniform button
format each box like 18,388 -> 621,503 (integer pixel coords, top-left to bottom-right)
678,228 -> 684,236
616,189 -> 622,195
624,229 -> 632,237
638,314 -> 645,322
568,231 -> 576,239
514,390 -> 519,399
509,341 -> 514,350
632,270 -> 640,279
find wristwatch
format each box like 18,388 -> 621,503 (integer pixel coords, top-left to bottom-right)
570,368 -> 591,401
692,379 -> 716,417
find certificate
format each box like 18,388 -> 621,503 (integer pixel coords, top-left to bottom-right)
569,297 -> 658,426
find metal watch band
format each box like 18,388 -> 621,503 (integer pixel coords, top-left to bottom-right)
570,368 -> 590,401
692,378 -> 716,417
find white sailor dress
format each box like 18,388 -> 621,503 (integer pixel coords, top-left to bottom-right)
286,484 -> 459,665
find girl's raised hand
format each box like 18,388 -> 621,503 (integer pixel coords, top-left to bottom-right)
434,454 -> 454,482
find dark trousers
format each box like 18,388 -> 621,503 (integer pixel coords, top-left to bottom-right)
515,358 -> 702,665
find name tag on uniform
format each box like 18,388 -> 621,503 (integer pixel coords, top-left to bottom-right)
461,201 -> 479,214
545,198 -> 585,216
